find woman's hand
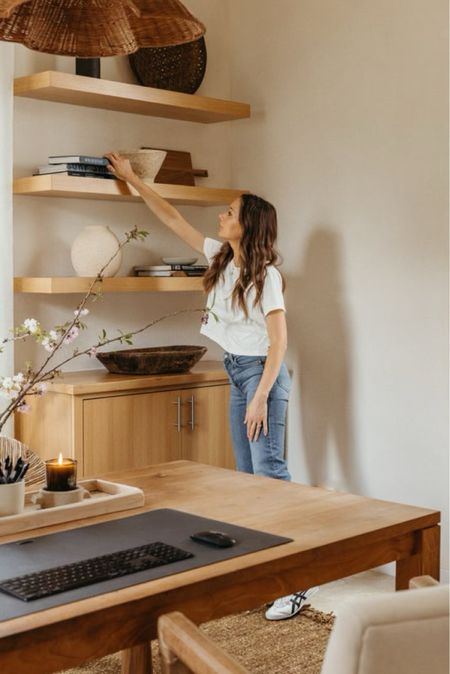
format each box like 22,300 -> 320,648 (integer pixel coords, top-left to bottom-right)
104,152 -> 137,183
245,392 -> 268,441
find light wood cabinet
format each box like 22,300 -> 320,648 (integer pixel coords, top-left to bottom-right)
83,384 -> 233,475
83,389 -> 181,475
179,385 -> 233,468
15,362 -> 234,476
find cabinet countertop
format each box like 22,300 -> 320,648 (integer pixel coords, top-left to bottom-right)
45,360 -> 228,395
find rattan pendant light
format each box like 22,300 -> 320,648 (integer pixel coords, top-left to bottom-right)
0,0 -> 206,57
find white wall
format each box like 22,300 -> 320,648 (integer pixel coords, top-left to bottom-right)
0,44 -> 14,436
228,0 -> 449,578
13,0 -> 228,374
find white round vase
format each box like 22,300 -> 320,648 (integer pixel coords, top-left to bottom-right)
70,225 -> 122,277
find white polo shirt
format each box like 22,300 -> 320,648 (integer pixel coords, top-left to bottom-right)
200,238 -> 285,356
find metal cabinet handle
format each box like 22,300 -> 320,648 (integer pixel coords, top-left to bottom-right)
188,395 -> 195,430
172,396 -> 182,432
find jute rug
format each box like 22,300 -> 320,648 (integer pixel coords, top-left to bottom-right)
60,605 -> 335,674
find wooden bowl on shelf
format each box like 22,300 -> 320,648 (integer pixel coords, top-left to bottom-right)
96,345 -> 207,375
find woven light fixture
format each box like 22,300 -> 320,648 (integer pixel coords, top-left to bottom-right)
0,0 -> 206,57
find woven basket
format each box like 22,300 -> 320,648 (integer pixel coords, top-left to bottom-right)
129,36 -> 207,94
118,149 -> 167,183
0,0 -> 206,57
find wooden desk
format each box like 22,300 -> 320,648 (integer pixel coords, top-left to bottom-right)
0,461 -> 440,674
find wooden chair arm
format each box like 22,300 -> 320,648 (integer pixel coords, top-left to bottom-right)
409,575 -> 440,589
158,611 -> 249,674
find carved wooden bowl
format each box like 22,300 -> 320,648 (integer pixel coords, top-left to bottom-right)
96,345 -> 207,375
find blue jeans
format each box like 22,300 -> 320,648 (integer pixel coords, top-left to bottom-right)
223,353 -> 291,481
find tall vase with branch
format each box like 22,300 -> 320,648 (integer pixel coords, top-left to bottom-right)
0,226 -> 209,440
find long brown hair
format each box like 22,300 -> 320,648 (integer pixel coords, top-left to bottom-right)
203,193 -> 283,317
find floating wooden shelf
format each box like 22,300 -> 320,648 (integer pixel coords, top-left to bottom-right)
14,276 -> 204,294
14,71 -> 251,123
13,175 -> 246,205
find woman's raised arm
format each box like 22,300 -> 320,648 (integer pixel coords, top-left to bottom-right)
105,152 -> 205,254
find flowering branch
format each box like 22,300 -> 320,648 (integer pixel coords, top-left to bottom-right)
0,227 -> 206,435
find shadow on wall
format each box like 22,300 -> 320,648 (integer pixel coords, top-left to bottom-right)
287,227 -> 365,494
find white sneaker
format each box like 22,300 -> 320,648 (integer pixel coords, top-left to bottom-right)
265,586 -> 319,621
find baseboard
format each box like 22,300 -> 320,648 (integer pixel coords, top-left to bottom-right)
375,563 -> 449,584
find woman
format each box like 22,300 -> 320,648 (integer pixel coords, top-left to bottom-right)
105,152 -> 318,619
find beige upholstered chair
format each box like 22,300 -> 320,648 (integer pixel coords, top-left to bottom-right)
157,576 -> 449,674
321,576 -> 448,674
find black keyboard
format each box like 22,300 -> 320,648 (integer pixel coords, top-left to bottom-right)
0,541 -> 193,602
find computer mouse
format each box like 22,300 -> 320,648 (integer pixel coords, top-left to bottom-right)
190,530 -> 237,548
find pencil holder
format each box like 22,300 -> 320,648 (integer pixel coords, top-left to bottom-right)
0,479 -> 25,516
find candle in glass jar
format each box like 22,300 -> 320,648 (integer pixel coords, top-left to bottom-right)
45,454 -> 77,491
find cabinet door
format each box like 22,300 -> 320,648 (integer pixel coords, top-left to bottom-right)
181,385 -> 235,469
83,390 -> 182,475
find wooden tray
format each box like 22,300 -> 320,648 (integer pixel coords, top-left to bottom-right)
0,479 -> 145,536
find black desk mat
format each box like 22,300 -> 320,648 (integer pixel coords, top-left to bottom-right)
0,508 -> 291,621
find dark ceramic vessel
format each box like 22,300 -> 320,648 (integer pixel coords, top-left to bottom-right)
96,345 -> 207,375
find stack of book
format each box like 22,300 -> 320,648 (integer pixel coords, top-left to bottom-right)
33,155 -> 115,179
133,264 -> 208,277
